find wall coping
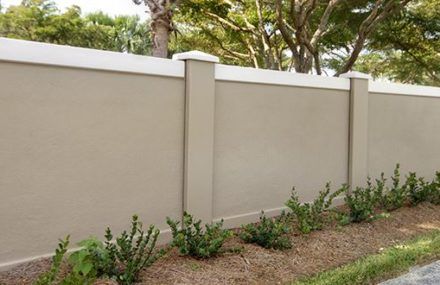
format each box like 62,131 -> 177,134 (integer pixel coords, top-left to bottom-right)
172,51 -> 219,63
340,71 -> 372,79
0,37 -> 185,78
215,64 -> 351,91
1,38 -> 439,97
369,81 -> 440,98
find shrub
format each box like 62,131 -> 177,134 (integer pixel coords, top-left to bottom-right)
405,172 -> 431,206
34,216 -> 161,285
345,184 -> 376,223
383,164 -> 407,211
67,237 -> 109,281
286,183 -> 346,234
239,211 -> 292,250
427,172 -> 440,205
34,236 -> 70,285
103,215 -> 162,285
166,212 -> 232,258
373,173 -> 387,207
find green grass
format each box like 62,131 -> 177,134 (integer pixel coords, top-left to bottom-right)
292,230 -> 440,285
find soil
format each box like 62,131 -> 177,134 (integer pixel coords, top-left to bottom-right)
1,203 -> 439,285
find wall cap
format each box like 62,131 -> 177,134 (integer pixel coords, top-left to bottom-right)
216,64 -> 350,91
0,37 -> 185,78
172,51 -> 219,63
340,71 -> 372,80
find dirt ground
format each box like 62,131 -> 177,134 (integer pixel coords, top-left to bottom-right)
1,203 -> 439,285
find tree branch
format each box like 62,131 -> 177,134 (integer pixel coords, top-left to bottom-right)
335,0 -> 412,76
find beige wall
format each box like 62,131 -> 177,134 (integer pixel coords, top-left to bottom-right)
1,39 -> 440,269
213,82 -> 349,221
368,93 -> 440,178
0,62 -> 185,265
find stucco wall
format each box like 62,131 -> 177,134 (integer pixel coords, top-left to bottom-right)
213,82 -> 349,223
0,62 -> 185,265
368,92 -> 440,178
1,38 -> 440,269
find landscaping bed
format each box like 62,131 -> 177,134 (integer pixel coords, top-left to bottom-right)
1,202 -> 439,285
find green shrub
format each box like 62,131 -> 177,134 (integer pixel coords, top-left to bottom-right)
372,173 -> 387,207
383,164 -> 407,211
34,236 -> 70,285
67,237 -> 110,282
427,172 -> 440,204
345,184 -> 376,223
103,215 -> 162,285
166,212 -> 232,258
239,211 -> 292,250
286,183 -> 346,234
34,216 -> 161,285
405,172 -> 431,206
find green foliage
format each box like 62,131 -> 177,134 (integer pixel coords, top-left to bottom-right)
382,164 -> 407,211
239,211 -> 292,250
34,236 -> 70,285
58,272 -> 94,285
167,212 -> 233,258
67,237 -> 110,281
345,164 -> 440,223
0,0 -> 151,55
355,0 -> 440,86
428,172 -> 440,205
332,211 -> 351,227
405,172 -> 429,206
286,183 -> 346,234
37,215 -> 161,285
372,173 -> 387,207
345,184 -> 376,223
404,171 -> 440,206
103,215 -> 162,285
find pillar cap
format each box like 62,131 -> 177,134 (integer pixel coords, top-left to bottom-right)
172,51 -> 219,63
340,71 -> 372,80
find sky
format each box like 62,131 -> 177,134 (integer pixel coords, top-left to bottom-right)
1,0 -> 149,20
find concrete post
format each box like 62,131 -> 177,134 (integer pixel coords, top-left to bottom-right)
173,51 -> 219,223
340,71 -> 371,189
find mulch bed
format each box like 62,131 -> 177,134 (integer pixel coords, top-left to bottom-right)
1,203 -> 439,285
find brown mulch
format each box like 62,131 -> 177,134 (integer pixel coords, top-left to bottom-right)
1,203 -> 439,285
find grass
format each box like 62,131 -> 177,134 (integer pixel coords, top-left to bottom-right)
292,230 -> 440,285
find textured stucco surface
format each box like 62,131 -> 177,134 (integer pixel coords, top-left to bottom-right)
2,59 -> 440,269
368,93 -> 440,179
0,62 -> 185,265
213,81 -> 350,220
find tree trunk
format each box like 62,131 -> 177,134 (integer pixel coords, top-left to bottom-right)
152,22 -> 169,58
132,0 -> 177,58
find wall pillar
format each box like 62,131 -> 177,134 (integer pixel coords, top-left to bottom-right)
173,51 -> 219,223
340,71 -> 371,189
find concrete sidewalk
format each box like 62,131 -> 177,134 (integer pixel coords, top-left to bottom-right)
379,260 -> 440,285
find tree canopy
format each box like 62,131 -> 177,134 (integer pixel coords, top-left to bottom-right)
0,0 -> 152,55
355,0 -> 440,85
172,0 -> 422,76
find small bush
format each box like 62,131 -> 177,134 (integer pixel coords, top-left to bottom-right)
239,211 -> 292,250
68,237 -> 109,281
167,212 -> 232,258
286,183 -> 346,234
345,184 -> 376,223
34,236 -> 70,285
372,173 -> 387,207
103,215 -> 162,285
34,216 -> 161,285
383,164 -> 407,211
405,172 -> 431,206
427,172 -> 440,205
